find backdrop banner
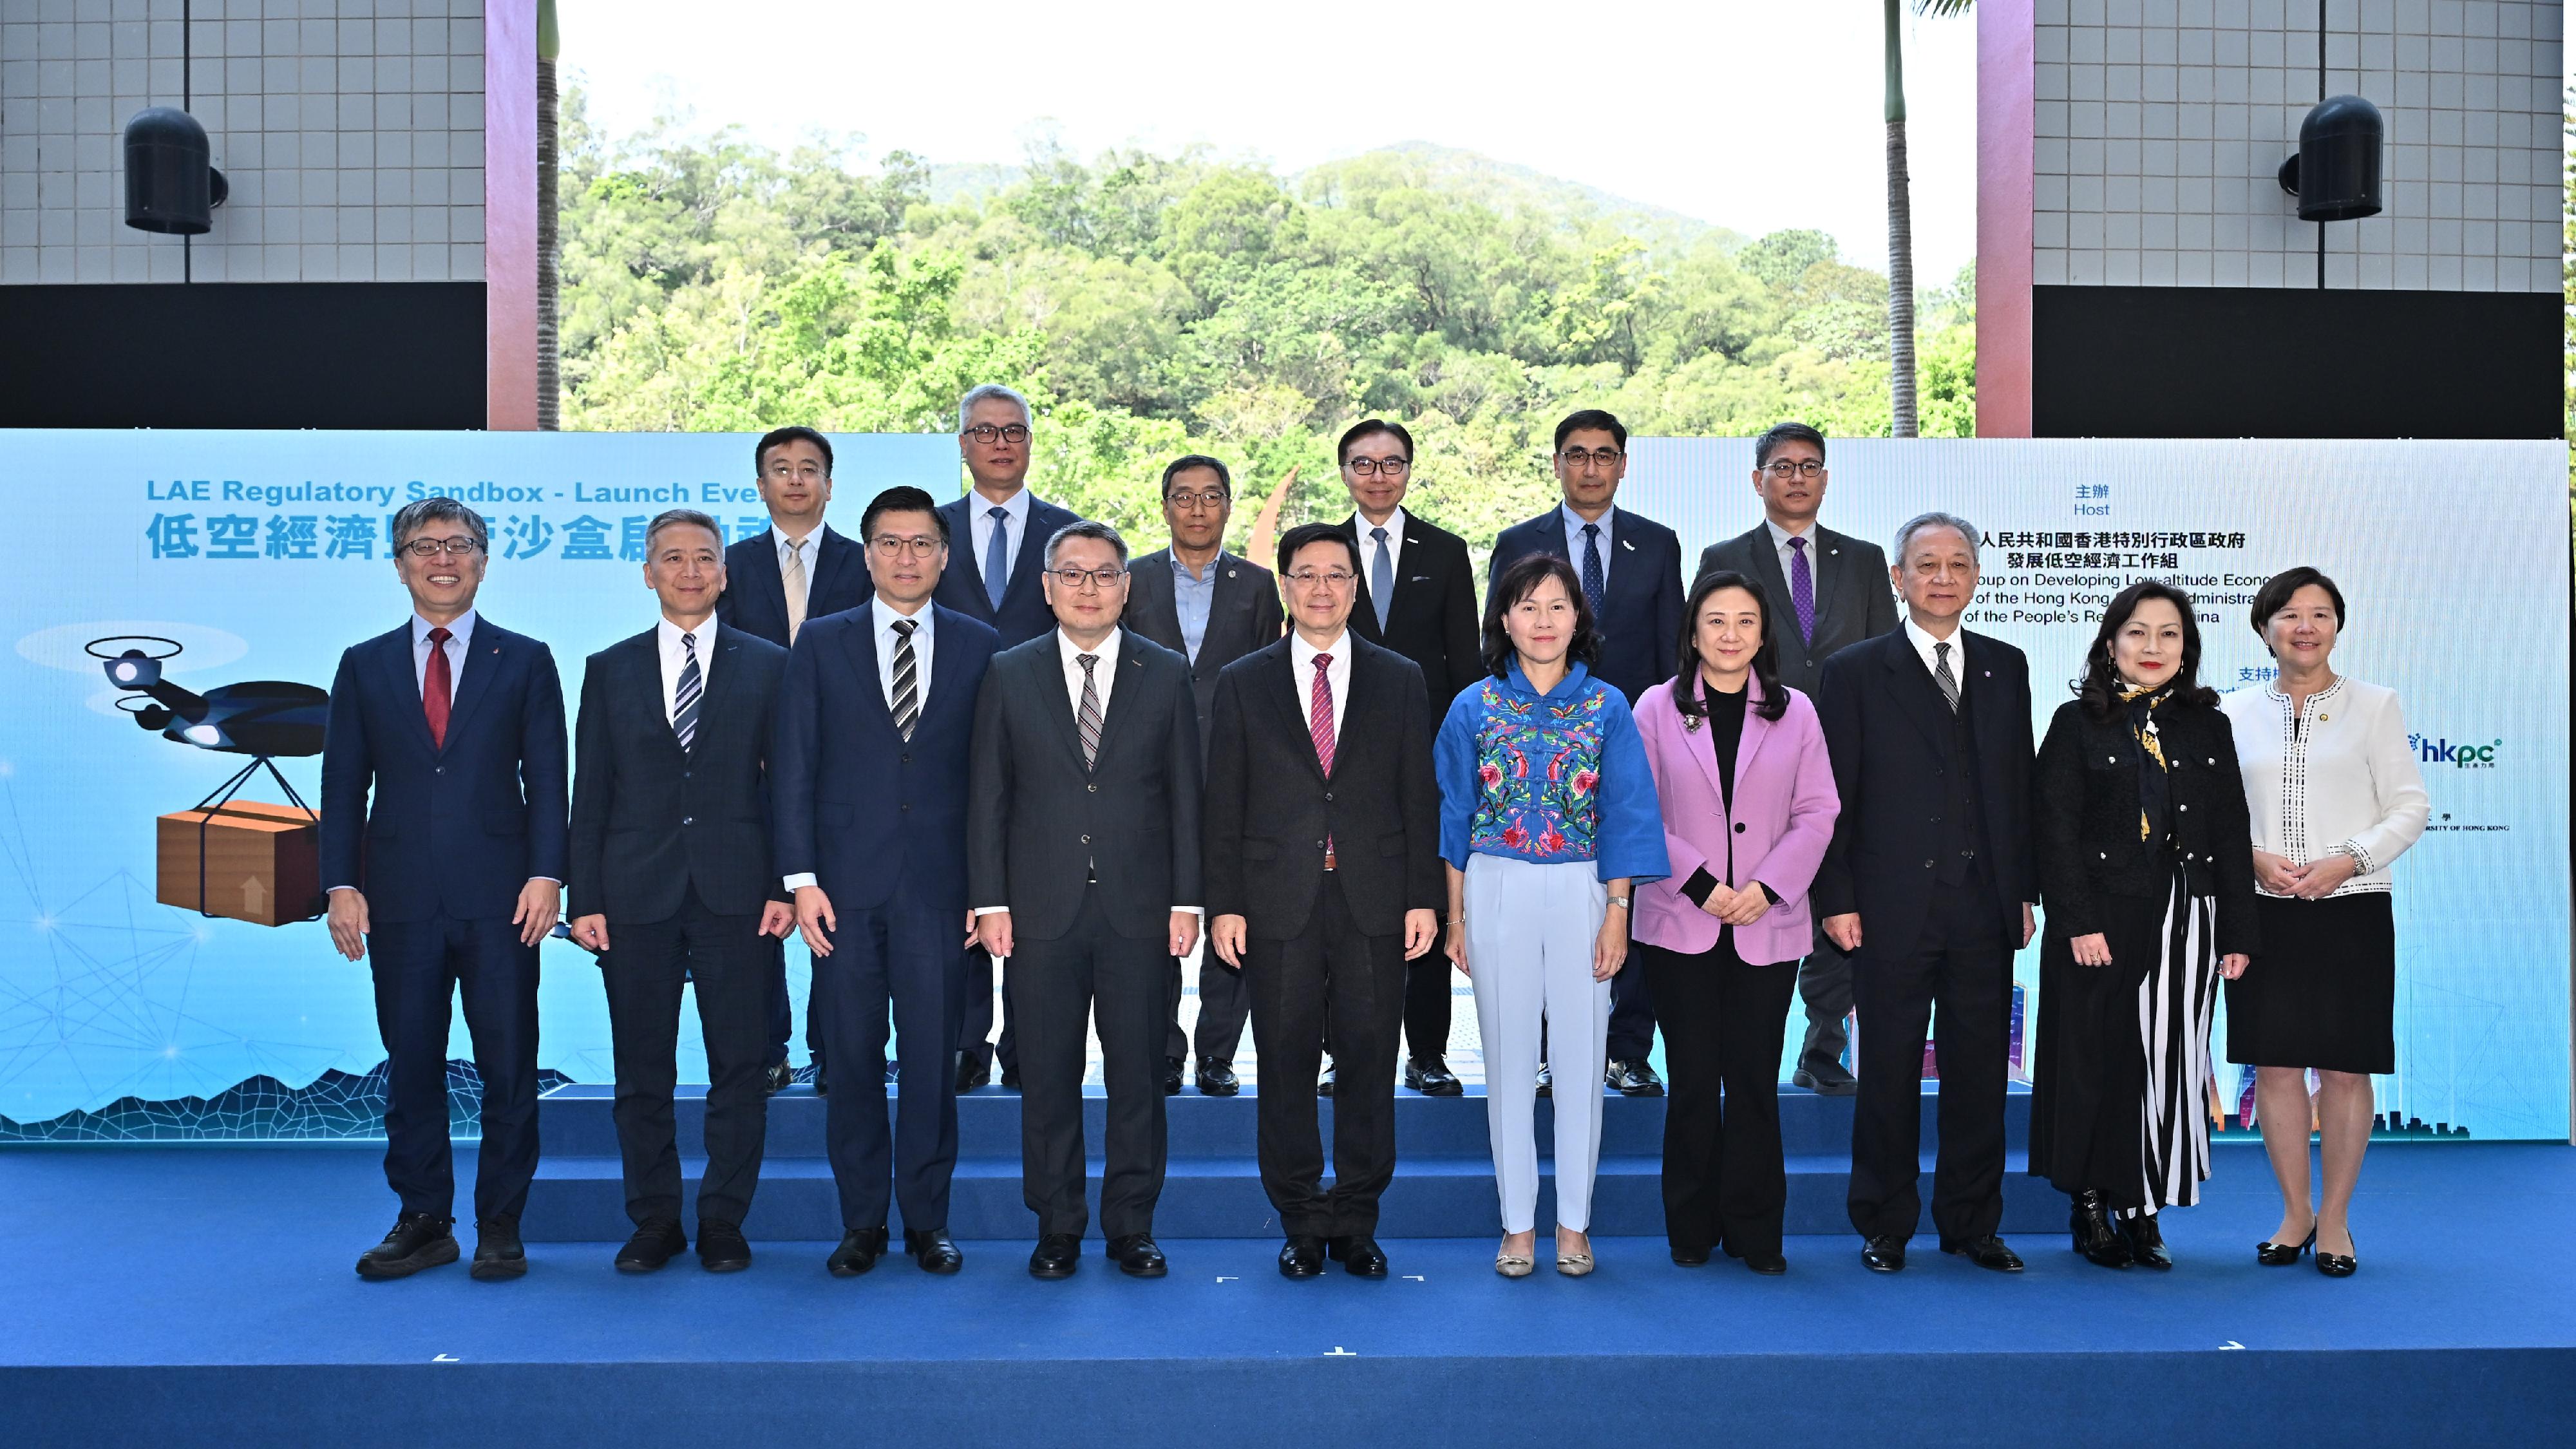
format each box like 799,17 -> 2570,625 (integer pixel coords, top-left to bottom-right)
0,432 -> 2563,1140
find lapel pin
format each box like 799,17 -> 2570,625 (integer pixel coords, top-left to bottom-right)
1226,569 -> 1236,578
1622,538 -> 1636,551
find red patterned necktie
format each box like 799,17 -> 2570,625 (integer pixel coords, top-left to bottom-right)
1311,653 -> 1336,869
422,626 -> 453,749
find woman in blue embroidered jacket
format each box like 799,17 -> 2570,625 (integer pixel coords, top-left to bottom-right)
1437,554 -> 1668,1278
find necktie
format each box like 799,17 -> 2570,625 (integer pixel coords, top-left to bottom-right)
1369,526 -> 1393,632
782,538 -> 808,644
1075,653 -> 1103,769
889,618 -> 919,742
1934,640 -> 1960,714
1788,535 -> 1816,645
1580,522 -> 1605,617
672,630 -> 703,750
1311,653 -> 1337,869
422,626 -> 453,749
983,506 -> 1011,612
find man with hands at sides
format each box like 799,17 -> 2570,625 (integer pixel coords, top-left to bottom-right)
567,509 -> 793,1275
322,497 -> 567,1283
1204,523 -> 1443,1281
773,487 -> 999,1278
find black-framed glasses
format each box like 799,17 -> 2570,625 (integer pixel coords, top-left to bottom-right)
963,423 -> 1032,446
1165,488 -> 1230,511
1343,457 -> 1410,478
869,535 -> 942,558
1763,459 -> 1825,480
1283,568 -> 1358,589
1558,447 -> 1624,471
1048,565 -> 1126,591
400,536 -> 485,558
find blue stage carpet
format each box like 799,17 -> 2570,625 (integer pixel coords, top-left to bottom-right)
3,1140 -> 2570,1446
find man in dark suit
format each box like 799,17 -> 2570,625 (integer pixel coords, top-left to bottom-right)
567,509 -> 793,1274
716,424 -> 871,1094
1121,453 -> 1285,1097
1331,417 -> 1477,1097
934,384 -> 1086,1092
1205,522 -> 1442,1281
1486,408 -> 1685,1099
775,486 -> 999,1278
321,498 -> 567,1282
969,520 -> 1202,1280
1814,511 -> 2036,1276
1700,421 -> 1899,1097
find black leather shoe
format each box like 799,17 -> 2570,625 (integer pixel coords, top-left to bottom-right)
1742,1250 -> 1788,1276
2069,1191 -> 2132,1269
999,1065 -> 1021,1090
1327,1235 -> 1388,1278
1278,1235 -> 1325,1279
1196,1058 -> 1240,1095
2256,1226 -> 2317,1266
1606,1059 -> 1665,1096
1105,1233 -> 1168,1278
1535,1063 -> 1553,1097
905,1228 -> 963,1274
1316,1058 -> 1335,1097
1404,1057 -> 1464,1095
955,1053 -> 990,1092
2316,1232 -> 2358,1278
1669,1243 -> 1712,1267
614,1218 -> 687,1273
1029,1233 -> 1081,1279
470,1216 -> 527,1280
355,1212 -> 458,1280
828,1226 -> 889,1277
1861,1235 -> 1906,1273
1162,1055 -> 1185,1095
2120,1212 -> 2172,1271
696,1218 -> 752,1273
763,1061 -> 793,1095
1942,1235 -> 2025,1273
1791,1065 -> 1859,1097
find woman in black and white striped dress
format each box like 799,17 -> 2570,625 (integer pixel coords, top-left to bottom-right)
2029,581 -> 2259,1270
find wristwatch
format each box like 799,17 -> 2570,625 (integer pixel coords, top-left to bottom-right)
1605,895 -> 1631,910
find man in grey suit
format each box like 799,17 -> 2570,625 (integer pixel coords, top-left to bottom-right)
1121,455 -> 1285,1098
1695,421 -> 1896,1095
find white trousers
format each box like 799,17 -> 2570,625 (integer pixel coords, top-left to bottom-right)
1465,853 -> 1611,1234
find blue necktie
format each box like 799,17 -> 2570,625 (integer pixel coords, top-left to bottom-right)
1370,526 -> 1394,632
1580,522 -> 1605,617
982,505 -> 1010,612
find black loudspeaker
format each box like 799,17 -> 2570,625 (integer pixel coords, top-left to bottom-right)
2275,95 -> 2384,222
123,107 -> 229,235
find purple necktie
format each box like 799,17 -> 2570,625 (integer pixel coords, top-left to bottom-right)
1788,535 -> 1815,645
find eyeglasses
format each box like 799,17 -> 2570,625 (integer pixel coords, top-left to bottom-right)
1343,457 -> 1410,478
764,462 -> 826,480
400,537 -> 484,558
1048,566 -> 1126,591
1557,447 -> 1624,471
869,535 -> 942,558
1762,459 -> 1825,480
1284,569 -> 1358,589
963,423 -> 1032,446
1166,488 -> 1230,511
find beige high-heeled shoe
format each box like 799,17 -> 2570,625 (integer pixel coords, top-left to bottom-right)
1495,1236 -> 1535,1276
1556,1232 -> 1595,1276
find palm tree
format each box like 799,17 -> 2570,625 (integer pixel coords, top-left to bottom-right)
536,0 -> 561,431
1886,0 -> 1971,438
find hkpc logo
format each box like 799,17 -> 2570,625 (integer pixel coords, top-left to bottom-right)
2410,734 -> 2500,769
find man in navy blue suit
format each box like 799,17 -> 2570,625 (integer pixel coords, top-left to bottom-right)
931,384 -> 1084,1090
1486,408 -> 1685,1099
716,424 -> 871,1094
774,486 -> 999,1277
322,497 -> 568,1282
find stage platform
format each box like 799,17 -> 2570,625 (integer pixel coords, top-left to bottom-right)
3,1128 -> 2570,1444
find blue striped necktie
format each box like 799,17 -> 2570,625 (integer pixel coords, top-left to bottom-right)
672,631 -> 702,751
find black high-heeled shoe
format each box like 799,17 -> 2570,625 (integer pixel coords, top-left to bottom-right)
2255,1226 -> 2316,1267
2069,1191 -> 2132,1269
2316,1231 -> 2357,1278
2120,1211 -> 2174,1271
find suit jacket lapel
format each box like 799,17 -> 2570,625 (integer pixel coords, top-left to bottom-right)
690,632 -> 743,746
1003,498 -> 1056,612
748,531 -> 790,633
1808,525 -> 1849,638
1736,679 -> 1778,785
1203,553 -> 1252,667
834,611 -> 900,742
1882,633 -> 1951,756
1132,555 -> 1182,649
938,500 -> 998,624
1673,676 -> 1731,808
1960,631 -> 2005,756
804,526 -> 849,616
1741,526 -> 1798,653
1264,645 -> 1325,782
1032,638 -> 1088,770
440,623 -> 507,752
377,627 -> 437,755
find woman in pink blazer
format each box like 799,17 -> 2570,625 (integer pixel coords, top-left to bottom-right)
1631,569 -> 1840,1274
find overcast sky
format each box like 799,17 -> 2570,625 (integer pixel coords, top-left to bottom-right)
556,0 -> 1982,285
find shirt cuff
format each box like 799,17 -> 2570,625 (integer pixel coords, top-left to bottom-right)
327,885 -> 356,895
782,873 -> 817,893
1173,906 -> 1204,917
973,905 -> 1009,917
2334,839 -> 2376,875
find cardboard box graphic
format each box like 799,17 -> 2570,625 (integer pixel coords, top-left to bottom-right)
155,799 -> 322,927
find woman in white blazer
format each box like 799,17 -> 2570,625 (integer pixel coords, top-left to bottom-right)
2219,568 -> 2428,1280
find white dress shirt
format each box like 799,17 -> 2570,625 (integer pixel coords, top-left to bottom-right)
1354,505 -> 1408,582
1289,629 -> 1352,741
654,615 -> 715,727
1901,614 -> 1967,696
773,526 -> 820,618
873,596 -> 935,710
1560,504 -> 1616,583
412,609 -> 475,697
969,487 -> 1034,580
1765,516 -> 1820,577
2221,676 -> 2430,895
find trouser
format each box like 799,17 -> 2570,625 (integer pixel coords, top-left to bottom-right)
368,913 -> 540,1222
816,889 -> 970,1233
1170,936 -> 1251,1065
600,886 -> 770,1229
1642,935 -> 1798,1257
1244,882 -> 1407,1237
761,934 -> 817,1072
957,943 -> 1019,1075
1466,854 -> 1610,1234
1604,940 -> 1659,1063
1846,869 -> 2011,1246
1009,886 -> 1169,1239
1795,925 -> 1856,1075
1399,953 -> 1454,1065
